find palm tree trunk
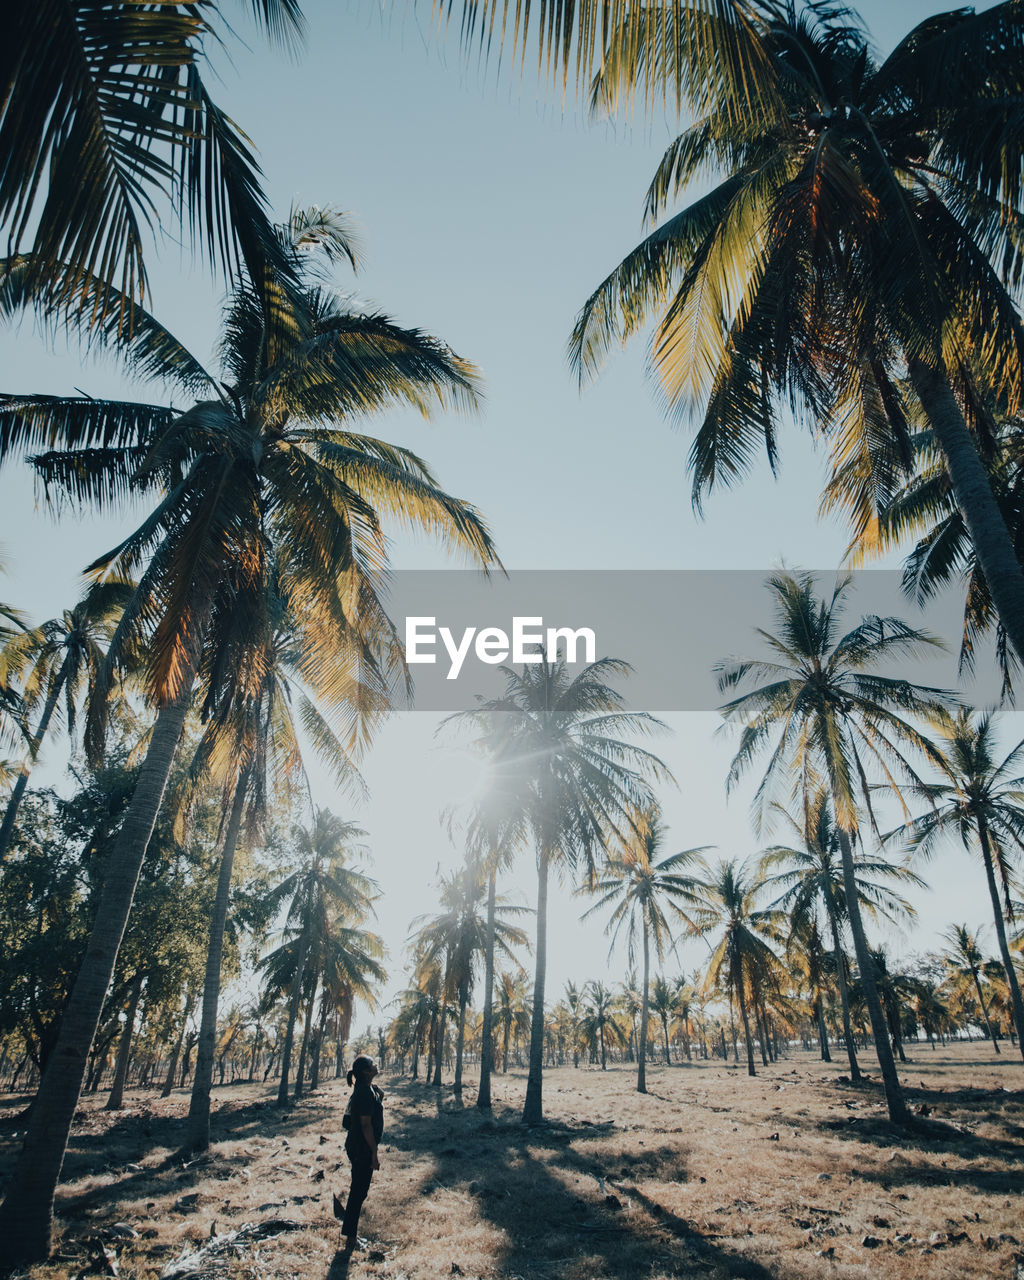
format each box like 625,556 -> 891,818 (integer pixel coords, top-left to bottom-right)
523,848 -> 550,1124
736,979 -> 756,1077
104,972 -> 144,1111
432,999 -> 447,1086
661,1014 -> 671,1065
0,687 -> 193,1268
277,923 -> 310,1106
162,991 -> 195,1098
835,829 -> 910,1124
310,999 -> 329,1091
637,924 -> 650,1094
816,998 -> 832,1062
454,992 -> 468,1094
969,968 -> 1001,1053
0,659 -> 69,861
978,816 -> 1024,1061
185,770 -> 248,1151
825,892 -> 861,1081
910,359 -> 1024,666
477,862 -> 497,1110
294,974 -> 318,1099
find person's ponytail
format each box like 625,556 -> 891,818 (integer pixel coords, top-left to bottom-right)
346,1068 -> 355,1086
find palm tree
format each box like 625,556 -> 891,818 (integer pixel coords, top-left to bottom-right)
445,710 -> 530,1108
258,811 -> 381,1105
689,857 -> 782,1077
761,792 -> 924,1081
183,581 -> 366,1152
824,410 -> 1024,701
0,582 -> 128,860
453,658 -> 669,1122
571,1 -> 1024,669
649,976 -> 677,1065
1,0 -> 303,326
0,209 -> 497,1268
582,805 -> 707,1091
411,861 -> 528,1096
896,709 -> 1024,1061
718,571 -> 951,1120
786,916 -> 833,1062
494,970 -> 532,1073
580,980 -> 626,1071
940,925 -> 1001,1053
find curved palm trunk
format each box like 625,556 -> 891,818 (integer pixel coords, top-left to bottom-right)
910,360 -> 1024,666
476,862 -> 497,1110
104,972 -> 144,1111
0,687 -> 193,1268
185,771 -> 248,1151
825,891 -> 860,1081
836,830 -> 910,1124
277,923 -> 310,1106
523,848 -> 550,1124
162,991 -> 195,1098
637,925 -> 650,1094
978,816 -> 1024,1061
0,657 -> 69,861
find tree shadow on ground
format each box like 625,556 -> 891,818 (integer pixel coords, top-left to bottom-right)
382,1080 -> 798,1280
0,1088 -> 339,1223
767,1100 -> 1024,1196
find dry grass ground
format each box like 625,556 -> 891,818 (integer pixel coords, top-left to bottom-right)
2,1043 -> 1023,1280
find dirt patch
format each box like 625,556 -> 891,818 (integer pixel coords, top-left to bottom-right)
2,1043 -> 1023,1279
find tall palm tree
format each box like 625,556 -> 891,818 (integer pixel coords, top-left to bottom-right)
571,1 -> 1024,668
259,810 -> 383,1103
896,709 -> 1024,1061
1,0 -> 303,325
0,209 -> 497,1268
761,791 -> 924,1080
582,804 -> 707,1091
0,582 -> 128,860
717,571 -> 950,1120
689,857 -> 783,1077
940,924 -> 1002,1053
444,709 -> 530,1108
183,585 -> 365,1151
454,658 -> 669,1122
411,861 -> 528,1096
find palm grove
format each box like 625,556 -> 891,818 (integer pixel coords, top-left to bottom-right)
1,0 -> 1023,1270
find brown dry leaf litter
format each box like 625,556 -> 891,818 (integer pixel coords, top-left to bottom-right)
2,1042 -> 1023,1280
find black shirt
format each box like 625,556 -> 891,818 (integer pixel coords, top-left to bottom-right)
344,1080 -> 384,1159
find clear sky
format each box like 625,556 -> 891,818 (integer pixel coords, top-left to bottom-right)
0,0 -> 1015,1024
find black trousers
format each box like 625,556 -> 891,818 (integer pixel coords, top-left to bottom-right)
341,1156 -> 374,1237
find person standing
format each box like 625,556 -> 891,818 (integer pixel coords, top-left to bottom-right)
335,1055 -> 384,1252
